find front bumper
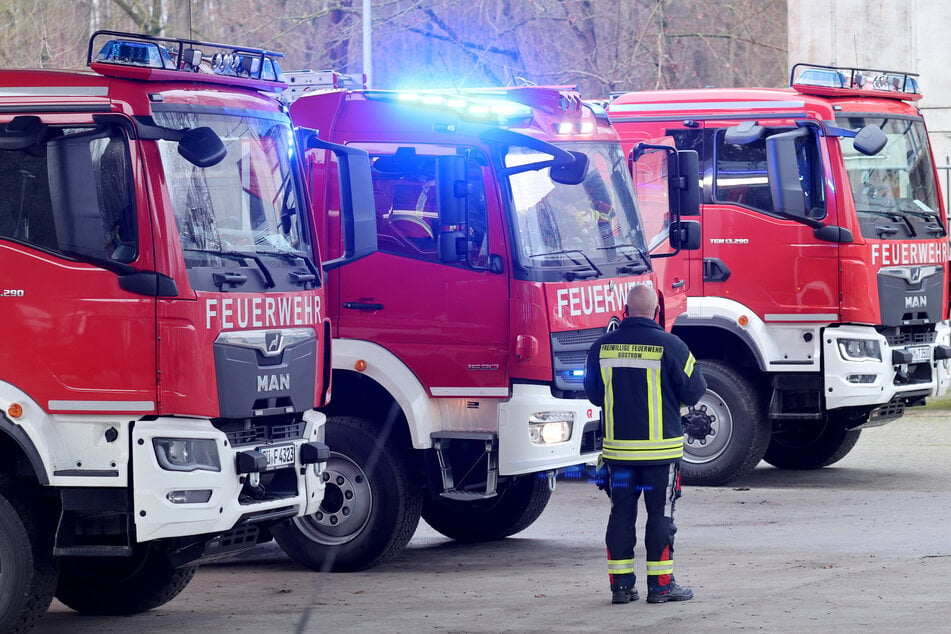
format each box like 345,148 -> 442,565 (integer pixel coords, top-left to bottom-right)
823,322 -> 951,410
131,410 -> 326,542
497,384 -> 601,476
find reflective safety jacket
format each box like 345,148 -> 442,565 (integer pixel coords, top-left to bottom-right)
583,317 -> 707,465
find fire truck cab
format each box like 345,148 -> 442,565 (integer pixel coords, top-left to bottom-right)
278,77 -> 698,571
0,32 -> 372,630
608,64 -> 951,485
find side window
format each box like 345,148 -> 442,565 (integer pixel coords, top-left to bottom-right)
0,127 -> 137,262
714,131 -> 775,213
713,127 -> 826,219
0,147 -> 58,250
370,146 -> 489,267
372,150 -> 439,261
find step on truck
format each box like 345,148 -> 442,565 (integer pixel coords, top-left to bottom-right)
277,75 -> 699,570
0,32 -> 374,630
607,64 -> 951,485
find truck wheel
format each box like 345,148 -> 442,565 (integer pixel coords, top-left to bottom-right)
272,415 -> 422,572
422,474 -> 551,541
0,481 -> 58,633
680,360 -> 770,486
55,545 -> 196,615
763,424 -> 861,470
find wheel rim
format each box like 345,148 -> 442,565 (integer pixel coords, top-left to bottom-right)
682,388 -> 734,465
291,452 -> 372,545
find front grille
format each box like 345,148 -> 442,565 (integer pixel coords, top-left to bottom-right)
880,325 -> 936,347
216,419 -> 306,447
551,327 -> 605,392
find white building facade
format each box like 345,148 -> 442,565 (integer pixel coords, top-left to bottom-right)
788,0 -> 951,207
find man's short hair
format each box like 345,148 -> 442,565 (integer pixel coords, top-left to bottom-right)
627,284 -> 658,318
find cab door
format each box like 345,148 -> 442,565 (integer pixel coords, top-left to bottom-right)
701,122 -> 838,321
334,144 -> 510,393
0,121 -> 156,414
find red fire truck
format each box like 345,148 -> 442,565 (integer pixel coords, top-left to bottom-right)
607,64 -> 951,485
278,77 -> 698,570
0,32 -> 374,630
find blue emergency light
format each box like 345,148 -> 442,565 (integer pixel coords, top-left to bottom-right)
87,30 -> 285,85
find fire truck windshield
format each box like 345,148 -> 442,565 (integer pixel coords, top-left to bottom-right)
153,111 -> 315,278
506,142 -> 648,275
840,116 -> 944,240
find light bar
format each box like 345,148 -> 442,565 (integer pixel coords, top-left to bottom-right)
87,30 -> 285,86
791,63 -> 920,99
366,90 -> 533,125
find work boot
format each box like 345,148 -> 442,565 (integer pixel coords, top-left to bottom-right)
611,586 -> 639,604
646,580 -> 693,604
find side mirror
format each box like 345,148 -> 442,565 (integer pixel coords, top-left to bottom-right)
670,150 -> 700,217
671,220 -> 701,250
765,127 -> 810,219
550,151 -> 589,185
47,127 -> 127,270
0,116 -> 48,150
436,155 -> 467,263
177,126 -> 227,167
724,121 -> 765,145
304,132 -> 377,266
128,117 -> 227,168
853,124 -> 887,156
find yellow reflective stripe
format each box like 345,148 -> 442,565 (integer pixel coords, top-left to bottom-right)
684,352 -> 696,377
646,560 -> 674,575
608,559 -> 635,574
604,436 -> 684,450
647,367 -> 662,439
602,448 -> 684,462
602,364 -> 615,440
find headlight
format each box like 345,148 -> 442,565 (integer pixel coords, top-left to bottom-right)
153,438 -> 221,472
529,411 -> 574,445
837,338 -> 882,362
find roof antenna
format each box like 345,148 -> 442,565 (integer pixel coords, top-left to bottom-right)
188,0 -> 193,40
435,48 -> 460,92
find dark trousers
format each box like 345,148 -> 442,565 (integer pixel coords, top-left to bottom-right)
605,461 -> 681,589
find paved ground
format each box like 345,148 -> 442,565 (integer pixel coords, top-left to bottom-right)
36,407 -> 951,633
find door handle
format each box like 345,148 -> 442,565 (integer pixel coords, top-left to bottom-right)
343,301 -> 384,311
671,278 -> 686,289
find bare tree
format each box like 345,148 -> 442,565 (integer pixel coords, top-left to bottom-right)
0,0 -> 787,96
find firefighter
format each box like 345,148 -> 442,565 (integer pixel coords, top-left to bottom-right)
583,284 -> 707,604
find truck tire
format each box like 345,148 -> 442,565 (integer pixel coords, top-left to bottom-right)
763,425 -> 862,470
680,360 -> 770,486
0,481 -> 58,633
272,415 -> 422,572
55,545 -> 196,615
422,474 -> 551,541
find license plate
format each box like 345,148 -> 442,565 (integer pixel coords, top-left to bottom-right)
258,443 -> 295,470
908,345 -> 931,364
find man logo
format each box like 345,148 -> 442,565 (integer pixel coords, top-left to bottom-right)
265,332 -> 283,354
606,317 -> 622,333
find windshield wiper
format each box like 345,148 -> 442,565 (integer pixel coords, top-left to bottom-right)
597,243 -> 651,272
258,249 -> 322,287
183,248 -> 276,289
529,249 -> 603,279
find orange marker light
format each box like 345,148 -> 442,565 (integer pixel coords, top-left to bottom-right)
7,403 -> 23,419
354,359 -> 368,372
738,315 -> 749,327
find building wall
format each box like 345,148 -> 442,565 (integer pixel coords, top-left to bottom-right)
788,0 -> 951,206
